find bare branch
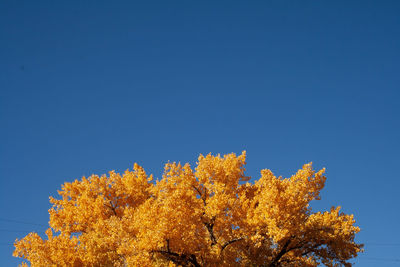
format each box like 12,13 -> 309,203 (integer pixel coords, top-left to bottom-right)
192,185 -> 207,206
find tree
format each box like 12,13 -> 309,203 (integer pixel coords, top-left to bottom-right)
14,152 -> 362,266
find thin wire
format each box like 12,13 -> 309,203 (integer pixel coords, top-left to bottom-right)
0,242 -> 14,246
1,217 -> 400,263
1,241 -> 399,263
365,242 -> 400,246
359,257 -> 400,262
0,217 -> 47,227
0,229 -> 36,233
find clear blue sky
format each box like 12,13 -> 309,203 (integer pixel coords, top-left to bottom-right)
1,1 -> 399,266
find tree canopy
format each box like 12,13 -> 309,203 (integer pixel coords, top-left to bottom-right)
14,152 -> 362,266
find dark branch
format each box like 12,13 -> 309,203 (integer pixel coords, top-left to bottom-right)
194,185 -> 218,248
105,201 -> 117,216
153,249 -> 201,267
192,185 -> 207,206
167,239 -> 171,253
221,237 -> 244,253
268,238 -> 292,267
189,254 -> 201,267
301,243 -> 323,257
204,216 -> 217,246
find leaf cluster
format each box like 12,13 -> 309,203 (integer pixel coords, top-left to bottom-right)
14,152 -> 362,266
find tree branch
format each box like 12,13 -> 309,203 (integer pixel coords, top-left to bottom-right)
166,239 -> 171,253
268,237 -> 292,267
192,185 -> 207,206
153,249 -> 201,267
105,201 -> 117,216
189,254 -> 201,267
204,216 -> 217,246
221,237 -> 244,253
301,243 -> 323,257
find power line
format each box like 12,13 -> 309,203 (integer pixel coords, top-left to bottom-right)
1,241 -> 400,263
358,257 -> 400,262
365,242 -> 400,247
0,229 -> 36,233
1,218 -> 399,263
0,217 -> 47,227
0,244 -> 14,247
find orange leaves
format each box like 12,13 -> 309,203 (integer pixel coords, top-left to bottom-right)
196,151 -> 248,186
133,162 -> 204,256
14,152 -> 362,266
13,229 -> 82,266
249,163 -> 328,242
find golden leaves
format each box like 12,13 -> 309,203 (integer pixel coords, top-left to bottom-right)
14,152 -> 362,266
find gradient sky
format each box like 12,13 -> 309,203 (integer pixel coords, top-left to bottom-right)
1,1 -> 400,266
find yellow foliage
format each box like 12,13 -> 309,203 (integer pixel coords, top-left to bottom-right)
14,152 -> 362,266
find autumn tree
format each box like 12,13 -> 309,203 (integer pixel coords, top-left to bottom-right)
14,152 -> 362,266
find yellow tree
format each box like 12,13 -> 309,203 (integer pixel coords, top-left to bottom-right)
14,152 -> 362,266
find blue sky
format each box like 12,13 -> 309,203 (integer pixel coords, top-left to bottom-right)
1,1 -> 399,266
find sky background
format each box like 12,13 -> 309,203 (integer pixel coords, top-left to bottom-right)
1,1 -> 399,266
